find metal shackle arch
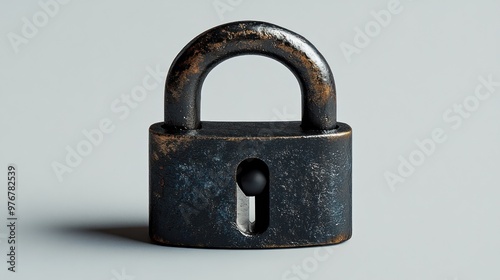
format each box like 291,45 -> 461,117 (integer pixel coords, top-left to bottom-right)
164,21 -> 337,130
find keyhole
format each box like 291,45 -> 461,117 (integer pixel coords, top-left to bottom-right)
236,158 -> 269,235
238,169 -> 267,197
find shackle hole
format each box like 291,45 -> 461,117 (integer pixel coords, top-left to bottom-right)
201,56 -> 300,122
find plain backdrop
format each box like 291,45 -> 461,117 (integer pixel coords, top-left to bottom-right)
1,0 -> 499,279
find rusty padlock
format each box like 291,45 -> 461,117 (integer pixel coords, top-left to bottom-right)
149,21 -> 352,248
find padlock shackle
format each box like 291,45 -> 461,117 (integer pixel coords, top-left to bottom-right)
164,21 -> 337,130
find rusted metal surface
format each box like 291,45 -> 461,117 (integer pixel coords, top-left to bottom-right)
149,21 -> 352,248
164,21 -> 336,131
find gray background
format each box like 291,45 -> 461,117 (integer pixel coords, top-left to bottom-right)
1,0 -> 499,279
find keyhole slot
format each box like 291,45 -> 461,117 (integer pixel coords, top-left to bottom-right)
236,158 -> 269,235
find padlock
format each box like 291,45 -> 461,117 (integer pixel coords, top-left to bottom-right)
149,21 -> 352,248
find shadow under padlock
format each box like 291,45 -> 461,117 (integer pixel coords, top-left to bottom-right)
149,21 -> 352,248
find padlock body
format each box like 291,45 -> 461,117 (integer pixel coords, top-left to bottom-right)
149,121 -> 352,248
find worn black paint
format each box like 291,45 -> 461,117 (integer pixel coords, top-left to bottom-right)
149,21 -> 352,248
164,21 -> 337,131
